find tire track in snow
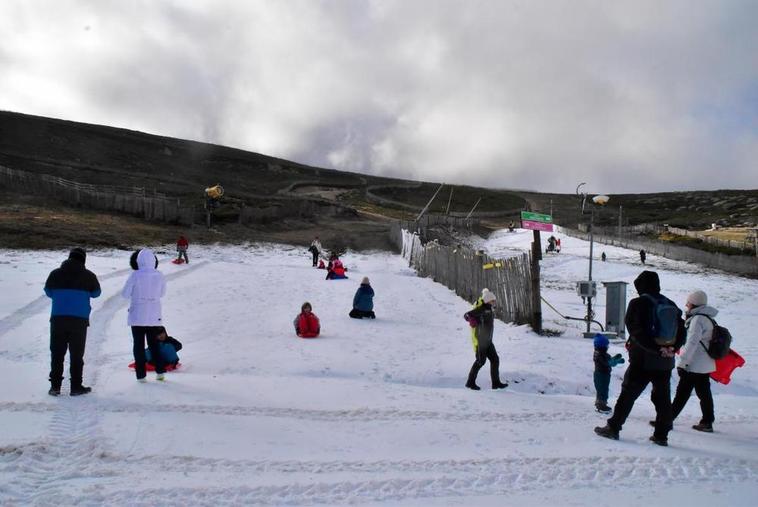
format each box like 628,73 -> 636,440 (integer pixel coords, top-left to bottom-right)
0,261 -> 210,505
14,455 -> 758,506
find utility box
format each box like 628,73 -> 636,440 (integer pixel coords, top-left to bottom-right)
576,281 -> 597,298
602,281 -> 628,340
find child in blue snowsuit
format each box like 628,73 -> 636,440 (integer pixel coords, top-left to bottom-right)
594,334 -> 625,413
145,327 -> 183,369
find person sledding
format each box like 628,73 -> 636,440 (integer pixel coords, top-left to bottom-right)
129,326 -> 183,371
463,288 -> 508,390
349,277 -> 375,319
294,302 -> 321,338
325,254 -> 348,280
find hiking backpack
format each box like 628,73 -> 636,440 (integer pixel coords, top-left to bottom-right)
642,294 -> 682,346
700,316 -> 732,360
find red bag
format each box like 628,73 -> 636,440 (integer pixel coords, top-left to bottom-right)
710,349 -> 745,385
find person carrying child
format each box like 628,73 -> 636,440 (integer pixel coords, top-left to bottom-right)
294,302 -> 321,338
463,288 -> 508,390
593,334 -> 625,413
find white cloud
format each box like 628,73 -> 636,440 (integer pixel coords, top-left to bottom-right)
0,0 -> 755,193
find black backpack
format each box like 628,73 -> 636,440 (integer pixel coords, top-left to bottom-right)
700,316 -> 732,360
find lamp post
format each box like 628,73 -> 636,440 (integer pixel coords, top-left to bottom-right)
586,194 -> 609,333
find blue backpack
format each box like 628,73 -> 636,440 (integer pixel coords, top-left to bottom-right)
642,294 -> 681,346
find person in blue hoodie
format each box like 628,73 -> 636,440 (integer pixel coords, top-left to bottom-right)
44,248 -> 101,396
593,334 -> 625,413
145,327 -> 183,369
349,277 -> 375,319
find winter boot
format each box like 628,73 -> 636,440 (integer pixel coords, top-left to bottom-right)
594,425 -> 619,440
649,435 -> 668,446
137,377 -> 147,383
48,387 -> 61,397
156,373 -> 166,382
70,385 -> 92,396
492,381 -> 508,390
692,423 -> 713,433
595,402 -> 612,414
465,381 -> 481,390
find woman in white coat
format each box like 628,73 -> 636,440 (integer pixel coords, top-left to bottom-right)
122,249 -> 167,382
671,290 -> 717,432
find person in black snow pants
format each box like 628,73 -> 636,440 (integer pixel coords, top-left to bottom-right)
44,248 -> 101,396
594,270 -> 685,446
463,288 -> 508,391
639,249 -> 647,264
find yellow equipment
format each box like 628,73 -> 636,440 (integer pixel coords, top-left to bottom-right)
205,184 -> 224,200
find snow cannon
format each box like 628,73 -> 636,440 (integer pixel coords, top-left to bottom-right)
205,184 -> 224,200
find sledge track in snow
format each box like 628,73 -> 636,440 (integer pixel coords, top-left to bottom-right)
0,261 -> 210,505
6,454 -> 756,506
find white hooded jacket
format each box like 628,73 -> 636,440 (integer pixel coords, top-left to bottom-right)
677,305 -> 718,374
121,249 -> 166,326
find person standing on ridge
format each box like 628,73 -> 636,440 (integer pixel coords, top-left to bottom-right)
44,248 -> 101,396
309,236 -> 322,267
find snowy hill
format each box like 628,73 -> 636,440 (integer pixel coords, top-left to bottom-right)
0,231 -> 756,506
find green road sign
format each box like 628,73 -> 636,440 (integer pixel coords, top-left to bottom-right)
520,211 -> 553,223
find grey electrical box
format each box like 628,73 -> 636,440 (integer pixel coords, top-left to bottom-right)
602,281 -> 628,339
576,281 -> 597,298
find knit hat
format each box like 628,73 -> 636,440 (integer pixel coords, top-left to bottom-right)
361,276 -> 370,285
593,334 -> 609,348
481,288 -> 496,304
686,290 -> 707,307
69,247 -> 86,264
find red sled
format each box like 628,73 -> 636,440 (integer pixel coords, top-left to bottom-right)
171,258 -> 185,265
128,361 -> 181,372
710,350 -> 745,385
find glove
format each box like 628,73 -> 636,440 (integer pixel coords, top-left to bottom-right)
612,353 -> 622,360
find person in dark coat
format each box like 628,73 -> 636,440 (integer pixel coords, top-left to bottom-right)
639,249 -> 647,264
44,248 -> 101,396
593,334 -> 625,413
594,270 -> 685,446
145,327 -> 183,368
349,277 -> 375,318
463,288 -> 508,390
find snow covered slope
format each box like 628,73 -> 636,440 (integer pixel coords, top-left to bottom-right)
0,236 -> 756,506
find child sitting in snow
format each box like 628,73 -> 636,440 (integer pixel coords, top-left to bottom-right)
593,334 -> 625,413
145,327 -> 183,370
294,302 -> 321,338
325,256 -> 348,280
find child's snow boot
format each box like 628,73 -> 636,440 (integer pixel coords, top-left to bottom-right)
156,373 -> 166,382
595,402 -> 612,414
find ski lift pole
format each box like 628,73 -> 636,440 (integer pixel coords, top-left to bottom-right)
415,183 -> 444,222
465,197 -> 482,220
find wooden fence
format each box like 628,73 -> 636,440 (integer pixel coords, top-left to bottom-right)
390,223 -> 535,326
0,165 -> 195,225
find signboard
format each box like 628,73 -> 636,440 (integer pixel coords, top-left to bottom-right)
520,211 -> 554,232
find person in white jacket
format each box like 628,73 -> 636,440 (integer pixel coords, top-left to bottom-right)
122,249 -> 167,382
671,290 -> 717,432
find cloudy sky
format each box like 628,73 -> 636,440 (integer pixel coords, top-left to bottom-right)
1,0 -> 756,193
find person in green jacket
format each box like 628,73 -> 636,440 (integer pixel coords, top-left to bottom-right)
463,288 -> 508,390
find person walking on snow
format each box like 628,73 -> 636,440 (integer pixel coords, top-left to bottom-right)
594,270 -> 685,446
176,235 -> 189,264
464,288 -> 508,390
121,248 -> 168,382
669,290 -> 718,432
593,334 -> 625,413
309,236 -> 322,267
349,277 -> 375,318
44,248 -> 101,396
639,249 -> 646,264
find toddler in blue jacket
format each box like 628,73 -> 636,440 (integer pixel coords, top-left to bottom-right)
593,334 -> 625,413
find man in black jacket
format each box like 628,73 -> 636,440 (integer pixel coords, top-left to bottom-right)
44,248 -> 101,396
594,270 -> 685,446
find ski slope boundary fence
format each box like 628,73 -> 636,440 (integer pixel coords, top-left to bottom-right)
558,226 -> 758,278
0,165 -> 195,225
389,223 -> 535,326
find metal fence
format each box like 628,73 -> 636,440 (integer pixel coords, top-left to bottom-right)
0,165 -> 194,225
390,223 -> 534,325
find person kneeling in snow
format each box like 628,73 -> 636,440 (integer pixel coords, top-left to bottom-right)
349,277 -> 375,319
145,327 -> 183,369
294,302 -> 321,338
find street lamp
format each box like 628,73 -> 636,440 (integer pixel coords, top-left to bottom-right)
585,193 -> 610,334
